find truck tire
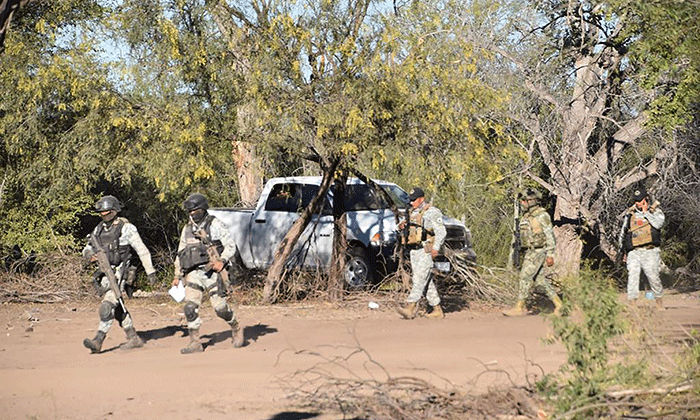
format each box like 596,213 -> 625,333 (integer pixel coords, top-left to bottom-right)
345,246 -> 374,289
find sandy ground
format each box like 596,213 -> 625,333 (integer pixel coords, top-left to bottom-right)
1,291 -> 698,420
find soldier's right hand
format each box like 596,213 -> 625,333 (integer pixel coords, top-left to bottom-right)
172,277 -> 181,287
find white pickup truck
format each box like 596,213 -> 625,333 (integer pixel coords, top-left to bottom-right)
209,176 -> 476,288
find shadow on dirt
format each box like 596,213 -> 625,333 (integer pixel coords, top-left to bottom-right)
200,323 -> 278,349
264,412 -> 364,420
138,325 -> 188,343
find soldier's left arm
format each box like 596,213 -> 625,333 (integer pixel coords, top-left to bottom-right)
646,206 -> 665,230
539,212 -> 556,257
122,223 -> 156,275
210,218 -> 238,263
426,208 -> 447,252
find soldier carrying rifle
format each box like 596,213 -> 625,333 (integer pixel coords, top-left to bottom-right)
82,195 -> 157,353
172,193 -> 244,354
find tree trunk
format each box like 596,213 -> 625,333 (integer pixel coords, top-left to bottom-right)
262,159 -> 339,303
328,175 -> 348,301
232,139 -> 262,207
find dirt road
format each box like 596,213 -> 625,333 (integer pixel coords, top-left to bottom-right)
1,292 -> 697,419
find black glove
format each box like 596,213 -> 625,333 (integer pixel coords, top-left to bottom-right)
147,272 -> 157,285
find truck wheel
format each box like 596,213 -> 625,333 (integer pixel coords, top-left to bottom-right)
345,246 -> 373,290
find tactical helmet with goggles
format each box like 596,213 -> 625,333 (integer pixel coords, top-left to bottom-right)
94,195 -> 122,213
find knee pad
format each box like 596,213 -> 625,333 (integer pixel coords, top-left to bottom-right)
183,301 -> 199,323
99,301 -> 116,322
214,305 -> 233,322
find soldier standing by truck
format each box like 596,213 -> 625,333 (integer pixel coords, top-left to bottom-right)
396,187 -> 447,319
172,193 -> 244,354
503,189 -> 562,317
82,195 -> 157,353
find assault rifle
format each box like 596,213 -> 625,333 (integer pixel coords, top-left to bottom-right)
512,197 -> 521,267
195,228 -> 228,297
616,210 -> 633,265
89,234 -> 128,314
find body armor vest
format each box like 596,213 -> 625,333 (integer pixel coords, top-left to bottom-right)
178,215 -> 224,271
520,207 -> 547,249
93,218 -> 131,266
405,204 -> 435,247
626,211 -> 661,249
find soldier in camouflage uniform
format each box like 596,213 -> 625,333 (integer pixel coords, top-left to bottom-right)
396,187 -> 447,319
172,193 -> 244,354
82,195 -> 158,353
618,185 -> 665,310
503,189 -> 562,317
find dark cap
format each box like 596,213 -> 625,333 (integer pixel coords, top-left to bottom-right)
632,185 -> 647,202
407,187 -> 424,202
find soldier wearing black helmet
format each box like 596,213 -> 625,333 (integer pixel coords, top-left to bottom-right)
82,195 -> 158,353
503,188 -> 562,317
173,193 -> 244,353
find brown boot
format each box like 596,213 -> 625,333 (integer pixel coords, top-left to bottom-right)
121,327 -> 144,350
181,328 -> 204,354
426,305 -> 444,318
503,300 -> 528,317
655,297 -> 666,311
231,320 -> 244,348
551,296 -> 563,316
396,302 -> 418,319
83,331 -> 106,354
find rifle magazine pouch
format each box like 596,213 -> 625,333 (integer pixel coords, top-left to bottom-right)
178,244 -> 209,271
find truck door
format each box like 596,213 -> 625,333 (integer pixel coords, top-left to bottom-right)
249,182 -> 331,269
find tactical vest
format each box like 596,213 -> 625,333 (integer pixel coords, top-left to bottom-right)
520,207 -> 547,249
626,211 -> 661,249
177,215 -> 224,271
93,218 -> 131,266
405,204 -> 435,247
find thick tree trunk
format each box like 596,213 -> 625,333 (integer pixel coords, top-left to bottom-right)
232,140 -> 262,207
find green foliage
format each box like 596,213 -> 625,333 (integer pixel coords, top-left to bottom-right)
545,268 -> 628,416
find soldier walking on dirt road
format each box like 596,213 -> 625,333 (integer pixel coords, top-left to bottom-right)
503,189 -> 562,317
82,195 -> 157,353
396,187 -> 447,319
172,193 -> 244,354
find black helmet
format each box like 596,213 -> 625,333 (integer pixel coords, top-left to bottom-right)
183,193 -> 209,212
94,195 -> 122,212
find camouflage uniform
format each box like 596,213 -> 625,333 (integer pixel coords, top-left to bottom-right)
516,205 -> 557,303
82,195 -> 157,353
619,197 -> 665,301
83,219 -> 156,335
402,199 -> 447,309
504,189 -> 561,317
174,193 -> 243,353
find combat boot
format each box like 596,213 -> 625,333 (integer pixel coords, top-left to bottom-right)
551,296 -> 563,317
120,327 -> 144,350
502,300 -> 528,317
426,305 -> 444,318
83,330 -> 106,354
396,302 -> 418,319
181,328 -> 204,354
231,319 -> 244,348
655,298 -> 666,311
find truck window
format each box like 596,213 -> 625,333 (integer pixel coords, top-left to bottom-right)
344,185 -> 386,210
265,183 -> 301,212
265,183 -> 332,215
